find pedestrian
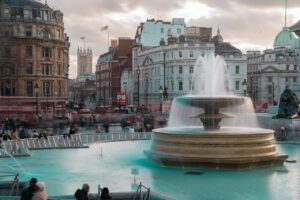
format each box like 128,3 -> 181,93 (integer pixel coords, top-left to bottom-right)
32,181 -> 48,200
75,183 -> 90,200
20,178 -> 38,200
100,187 -> 112,200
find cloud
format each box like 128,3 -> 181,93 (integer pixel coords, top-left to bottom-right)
47,0 -> 300,78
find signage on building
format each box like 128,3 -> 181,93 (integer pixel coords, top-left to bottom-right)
117,92 -> 127,106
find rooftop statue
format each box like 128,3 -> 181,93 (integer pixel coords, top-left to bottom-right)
273,88 -> 300,119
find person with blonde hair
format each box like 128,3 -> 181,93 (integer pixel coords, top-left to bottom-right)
32,181 -> 48,200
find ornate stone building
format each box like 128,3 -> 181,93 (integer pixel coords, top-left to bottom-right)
77,47 -> 92,77
0,0 -> 70,119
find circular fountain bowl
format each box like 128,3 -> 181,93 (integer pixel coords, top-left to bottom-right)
145,127 -> 288,170
176,96 -> 245,108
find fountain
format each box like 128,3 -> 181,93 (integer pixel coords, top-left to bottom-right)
145,51 -> 288,170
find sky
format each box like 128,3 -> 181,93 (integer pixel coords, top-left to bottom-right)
47,0 -> 300,78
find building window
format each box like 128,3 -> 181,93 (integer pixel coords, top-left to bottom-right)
293,77 -> 297,82
189,80 -> 192,90
161,28 -> 164,33
168,28 -> 171,34
189,66 -> 194,74
42,64 -> 52,75
4,47 -> 11,57
42,47 -> 51,58
26,63 -> 33,74
27,81 -> 33,96
43,10 -> 49,21
171,52 -> 173,58
24,9 -> 32,19
189,51 -> 193,58
3,8 -> 10,17
177,28 -> 181,34
285,77 -> 289,82
286,65 -> 289,70
43,81 -> 51,96
235,80 -> 240,90
26,46 -> 32,57
268,77 -> 272,82
178,80 -> 183,91
179,51 -> 182,58
235,65 -> 240,74
294,65 -> 297,70
179,66 -> 183,74
57,63 -> 61,75
25,26 -> 32,37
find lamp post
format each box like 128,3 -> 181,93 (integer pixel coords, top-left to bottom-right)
272,82 -> 275,105
162,51 -> 168,101
290,20 -> 300,96
68,91 -> 72,119
145,72 -> 149,111
136,69 -> 140,107
242,79 -> 247,97
159,85 -> 163,116
34,83 -> 39,116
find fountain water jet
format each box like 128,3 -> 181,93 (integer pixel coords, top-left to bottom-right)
145,53 -> 287,170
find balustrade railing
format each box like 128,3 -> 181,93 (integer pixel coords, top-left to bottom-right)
1,132 -> 152,153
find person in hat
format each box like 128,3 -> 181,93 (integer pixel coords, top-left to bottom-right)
32,181 -> 48,200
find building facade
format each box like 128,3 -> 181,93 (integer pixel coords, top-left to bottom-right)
77,47 -> 92,77
134,18 -> 186,47
96,38 -> 133,106
0,0 -> 70,119
247,26 -> 299,108
130,25 -> 247,110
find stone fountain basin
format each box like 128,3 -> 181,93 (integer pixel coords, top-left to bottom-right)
145,126 -> 288,169
176,96 -> 245,108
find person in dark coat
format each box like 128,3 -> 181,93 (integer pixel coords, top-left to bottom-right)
20,178 -> 38,200
75,183 -> 90,200
100,187 -> 112,200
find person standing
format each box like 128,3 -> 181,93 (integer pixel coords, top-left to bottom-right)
75,183 -> 90,200
20,178 -> 38,200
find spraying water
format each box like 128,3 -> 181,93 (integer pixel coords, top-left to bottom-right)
168,53 -> 258,128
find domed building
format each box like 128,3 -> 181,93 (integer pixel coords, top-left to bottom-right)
274,27 -> 298,49
247,26 -> 299,108
0,0 -> 70,119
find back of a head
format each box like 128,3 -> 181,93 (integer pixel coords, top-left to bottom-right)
82,183 -> 89,192
30,178 -> 38,185
101,187 -> 110,197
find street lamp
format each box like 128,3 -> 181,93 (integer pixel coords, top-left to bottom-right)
159,85 -> 163,116
242,79 -> 247,97
145,72 -> 149,111
68,91 -> 72,119
136,69 -> 140,107
34,83 -> 39,116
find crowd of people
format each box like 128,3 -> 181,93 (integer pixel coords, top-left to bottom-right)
20,178 -> 112,200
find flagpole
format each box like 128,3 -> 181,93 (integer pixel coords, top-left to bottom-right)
107,29 -> 109,50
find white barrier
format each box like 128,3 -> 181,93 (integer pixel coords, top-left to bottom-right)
1,132 -> 152,153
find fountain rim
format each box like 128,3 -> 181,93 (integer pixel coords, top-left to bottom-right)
153,126 -> 274,135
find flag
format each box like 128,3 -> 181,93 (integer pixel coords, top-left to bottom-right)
80,37 -> 85,40
101,26 -> 108,31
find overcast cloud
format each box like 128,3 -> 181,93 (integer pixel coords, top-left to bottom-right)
48,0 -> 300,78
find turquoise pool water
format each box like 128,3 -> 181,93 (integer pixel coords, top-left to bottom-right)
1,141 -> 300,200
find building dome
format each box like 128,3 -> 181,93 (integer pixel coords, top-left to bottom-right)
0,0 -> 47,7
212,27 -> 224,44
274,27 -> 296,49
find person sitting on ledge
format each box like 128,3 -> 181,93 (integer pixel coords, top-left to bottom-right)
20,177 -> 37,200
75,183 -> 90,200
100,187 -> 112,200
